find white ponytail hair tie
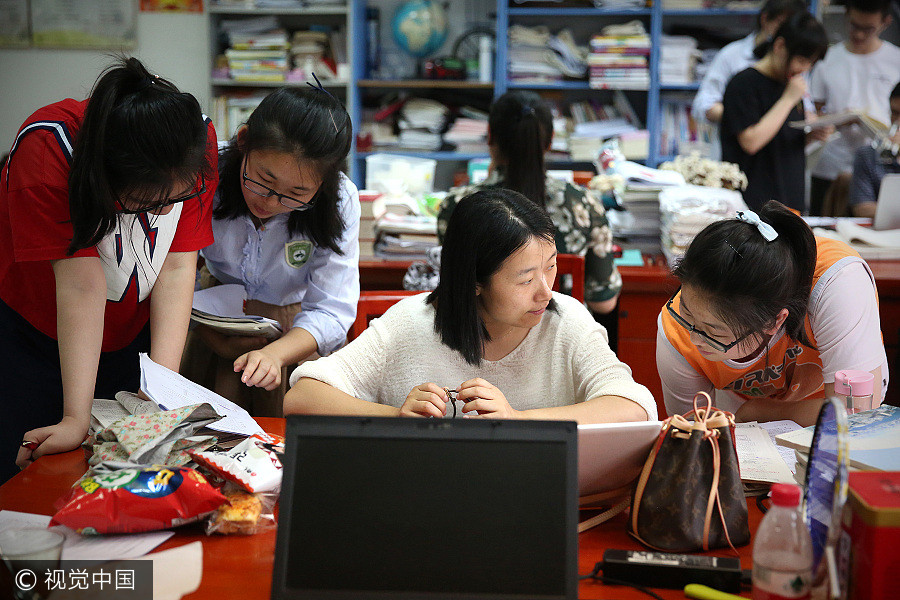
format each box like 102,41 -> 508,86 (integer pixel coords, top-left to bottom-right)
735,210 -> 778,242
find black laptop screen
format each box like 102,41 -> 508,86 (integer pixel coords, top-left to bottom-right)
273,417 -> 577,600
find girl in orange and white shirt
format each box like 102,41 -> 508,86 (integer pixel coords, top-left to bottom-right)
656,200 -> 887,425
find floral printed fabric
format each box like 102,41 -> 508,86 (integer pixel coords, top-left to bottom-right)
90,404 -> 221,467
435,172 -> 622,303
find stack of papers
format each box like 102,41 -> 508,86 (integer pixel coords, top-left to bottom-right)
812,221 -> 900,260
660,35 -> 698,86
191,284 -> 282,339
735,420 -> 801,486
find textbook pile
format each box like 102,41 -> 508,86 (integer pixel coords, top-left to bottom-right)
776,405 -> 900,483
219,17 -> 289,82
588,23 -> 650,90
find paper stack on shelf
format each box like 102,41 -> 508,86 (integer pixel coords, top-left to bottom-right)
289,29 -> 336,79
444,117 -> 489,154
607,162 -> 686,254
588,24 -> 650,90
507,25 -> 588,84
397,98 -> 448,151
191,284 -> 282,339
659,35 -> 698,86
776,405 -> 900,476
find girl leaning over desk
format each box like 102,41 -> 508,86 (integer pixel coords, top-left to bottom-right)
181,85 -> 358,417
285,188 -> 656,424
656,201 -> 888,426
0,58 -> 217,484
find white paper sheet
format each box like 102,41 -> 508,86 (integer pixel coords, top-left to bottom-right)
0,511 -> 173,562
735,423 -> 796,484
139,353 -> 263,437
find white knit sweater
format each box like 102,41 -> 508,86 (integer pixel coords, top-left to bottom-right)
290,292 -> 657,420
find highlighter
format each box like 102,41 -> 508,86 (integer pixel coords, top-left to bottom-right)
684,583 -> 747,600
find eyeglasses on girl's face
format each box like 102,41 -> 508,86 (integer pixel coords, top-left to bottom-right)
665,287 -> 750,353
119,174 -> 206,215
241,156 -> 316,212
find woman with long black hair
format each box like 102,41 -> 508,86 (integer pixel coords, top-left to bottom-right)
1,57 -> 217,482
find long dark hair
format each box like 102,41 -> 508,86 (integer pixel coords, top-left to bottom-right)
755,0 -> 807,32
428,188 -> 557,366
67,57 -> 211,254
216,86 -> 352,253
673,200 -> 817,347
488,91 -> 553,208
753,11 -> 828,60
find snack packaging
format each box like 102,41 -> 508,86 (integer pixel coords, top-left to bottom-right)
189,433 -> 284,493
51,466 -> 225,534
206,483 -> 277,536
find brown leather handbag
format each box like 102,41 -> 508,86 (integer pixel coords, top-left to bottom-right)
628,392 -> 750,553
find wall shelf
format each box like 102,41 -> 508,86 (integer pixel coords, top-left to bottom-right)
357,79 -> 494,89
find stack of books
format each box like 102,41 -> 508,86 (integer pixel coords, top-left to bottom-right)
659,35 -> 698,86
373,213 -> 439,260
776,405 -> 900,484
397,98 -> 448,151
609,162 -> 685,254
219,17 -> 289,82
588,31 -> 650,90
443,117 -> 488,154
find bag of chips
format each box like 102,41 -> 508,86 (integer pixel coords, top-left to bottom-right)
51,465 -> 225,534
189,433 -> 284,493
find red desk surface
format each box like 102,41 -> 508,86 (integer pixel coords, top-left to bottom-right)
0,417 -> 762,599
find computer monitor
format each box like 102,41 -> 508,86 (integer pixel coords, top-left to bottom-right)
272,416 -> 579,600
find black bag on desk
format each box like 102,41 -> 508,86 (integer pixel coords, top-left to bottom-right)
628,392 -> 750,553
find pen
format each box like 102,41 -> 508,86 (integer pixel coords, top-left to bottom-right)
20,440 -> 39,451
684,583 -> 746,600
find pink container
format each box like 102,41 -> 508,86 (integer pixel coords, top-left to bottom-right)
834,370 -> 875,414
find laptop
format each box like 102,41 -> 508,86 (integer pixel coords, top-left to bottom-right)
272,416 -> 579,600
577,421 -> 662,497
873,173 -> 900,231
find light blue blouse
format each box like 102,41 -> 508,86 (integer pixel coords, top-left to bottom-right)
201,174 -> 361,356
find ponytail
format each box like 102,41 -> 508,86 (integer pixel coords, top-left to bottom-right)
487,91 -> 553,207
67,56 -> 211,254
673,200 -> 817,347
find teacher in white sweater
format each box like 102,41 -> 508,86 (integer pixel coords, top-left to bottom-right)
284,188 -> 656,423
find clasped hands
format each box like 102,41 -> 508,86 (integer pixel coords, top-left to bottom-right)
400,378 -> 518,419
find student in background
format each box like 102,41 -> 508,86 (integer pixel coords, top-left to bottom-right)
181,85 -> 358,417
720,11 -> 831,212
809,0 -> 900,216
1,58 -> 217,483
849,82 -> 900,218
656,201 -> 887,426
692,0 -> 806,125
286,188 -> 655,424
436,91 -> 621,318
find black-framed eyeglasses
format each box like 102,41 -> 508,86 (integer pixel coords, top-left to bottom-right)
242,157 -> 315,212
119,174 -> 206,215
665,287 -> 750,353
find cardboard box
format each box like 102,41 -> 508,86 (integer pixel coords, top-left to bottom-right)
841,471 -> 900,599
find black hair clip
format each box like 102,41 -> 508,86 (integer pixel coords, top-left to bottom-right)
521,105 -> 536,118
724,239 -> 743,259
306,72 -> 339,133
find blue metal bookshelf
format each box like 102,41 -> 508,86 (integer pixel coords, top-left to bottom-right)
346,0 -> 818,186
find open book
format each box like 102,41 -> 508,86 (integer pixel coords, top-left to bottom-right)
191,284 -> 282,339
812,221 -> 900,260
790,110 -> 888,139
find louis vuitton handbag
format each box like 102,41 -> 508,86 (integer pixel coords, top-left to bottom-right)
628,392 -> 750,552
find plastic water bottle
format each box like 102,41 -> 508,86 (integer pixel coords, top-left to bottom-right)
834,369 -> 875,414
752,483 -> 813,600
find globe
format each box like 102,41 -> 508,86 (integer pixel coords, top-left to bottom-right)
391,0 -> 448,59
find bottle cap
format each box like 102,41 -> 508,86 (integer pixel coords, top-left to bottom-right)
834,370 -> 874,396
770,483 -> 802,507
